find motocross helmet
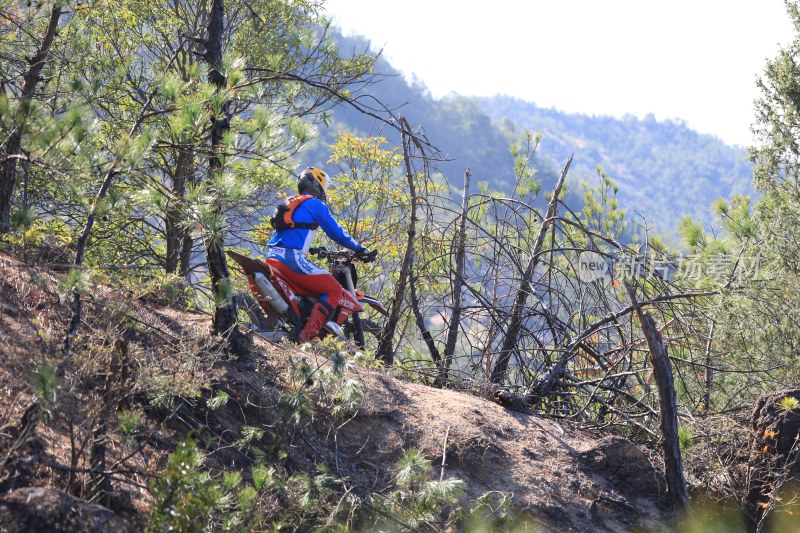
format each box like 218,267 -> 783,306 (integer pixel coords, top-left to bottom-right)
297,166 -> 335,203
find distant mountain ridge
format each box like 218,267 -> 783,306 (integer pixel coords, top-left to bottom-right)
318,32 -> 755,239
478,96 -> 755,235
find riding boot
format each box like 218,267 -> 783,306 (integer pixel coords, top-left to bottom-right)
298,301 -> 334,343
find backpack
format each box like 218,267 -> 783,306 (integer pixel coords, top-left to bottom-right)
269,194 -> 319,230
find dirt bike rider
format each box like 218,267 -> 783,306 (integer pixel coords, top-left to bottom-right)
264,166 -> 377,343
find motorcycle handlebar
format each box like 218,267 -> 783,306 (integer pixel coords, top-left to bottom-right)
309,247 -> 353,261
309,247 -> 378,263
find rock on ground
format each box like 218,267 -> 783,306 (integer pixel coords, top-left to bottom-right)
0,487 -> 136,533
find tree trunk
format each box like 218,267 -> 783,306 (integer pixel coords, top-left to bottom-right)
0,132 -> 23,234
64,91 -> 156,357
178,231 -> 195,277
0,4 -> 63,233
64,165 -> 118,356
439,168 -> 471,386
377,118 -> 419,363
625,281 -> 690,514
702,320 -> 715,412
409,268 -> 441,370
490,154 -> 573,384
165,148 -> 194,274
88,339 -> 126,506
204,0 -> 240,343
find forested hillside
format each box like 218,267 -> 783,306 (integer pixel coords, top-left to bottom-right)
479,96 -> 755,236
314,33 -> 755,240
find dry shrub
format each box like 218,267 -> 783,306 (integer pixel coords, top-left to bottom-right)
682,414 -> 751,502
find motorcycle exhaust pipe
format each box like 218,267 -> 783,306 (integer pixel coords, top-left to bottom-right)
253,272 -> 289,314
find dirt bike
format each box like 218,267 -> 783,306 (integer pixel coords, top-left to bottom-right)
227,247 -> 389,352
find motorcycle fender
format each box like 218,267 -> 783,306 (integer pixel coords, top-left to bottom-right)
359,295 -> 389,316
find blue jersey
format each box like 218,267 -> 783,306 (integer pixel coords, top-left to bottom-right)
267,197 -> 362,254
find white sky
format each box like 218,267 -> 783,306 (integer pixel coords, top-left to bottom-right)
325,0 -> 796,147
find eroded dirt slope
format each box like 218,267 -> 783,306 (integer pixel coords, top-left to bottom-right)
293,369 -> 669,532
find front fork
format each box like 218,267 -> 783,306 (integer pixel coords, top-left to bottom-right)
340,266 -> 366,348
